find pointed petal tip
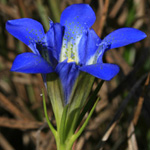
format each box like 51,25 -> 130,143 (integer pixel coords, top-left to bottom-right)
103,27 -> 147,50
135,28 -> 147,40
142,31 -> 147,39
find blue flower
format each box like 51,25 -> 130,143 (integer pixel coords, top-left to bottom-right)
6,4 -> 146,104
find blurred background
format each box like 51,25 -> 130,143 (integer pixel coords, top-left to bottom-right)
0,0 -> 150,150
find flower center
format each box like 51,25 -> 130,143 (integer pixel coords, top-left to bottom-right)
60,36 -> 81,64
60,20 -> 84,64
67,58 -> 75,63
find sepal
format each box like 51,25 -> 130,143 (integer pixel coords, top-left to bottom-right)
64,72 -> 95,138
46,73 -> 64,127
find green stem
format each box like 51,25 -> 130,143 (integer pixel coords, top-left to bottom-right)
42,89 -> 57,138
59,105 -> 68,144
56,98 -> 100,150
48,0 -> 61,22
36,0 -> 49,31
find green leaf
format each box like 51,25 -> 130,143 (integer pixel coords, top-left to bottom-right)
76,80 -> 104,129
67,98 -> 100,149
59,104 -> 68,144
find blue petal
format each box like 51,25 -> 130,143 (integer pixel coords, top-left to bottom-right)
79,63 -> 119,80
45,21 -> 64,61
60,4 -> 96,31
102,27 -> 147,49
78,29 -> 101,65
11,52 -> 54,73
55,61 -> 79,104
60,4 -> 96,63
6,18 -> 45,53
53,23 -> 64,60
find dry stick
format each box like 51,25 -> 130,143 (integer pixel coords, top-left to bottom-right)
106,50 -> 132,75
94,0 -> 109,37
95,73 -> 148,150
127,119 -> 139,150
127,123 -> 138,150
36,122 -> 48,150
127,74 -> 150,150
109,47 -> 149,100
133,74 -> 150,125
133,0 -> 145,28
0,133 -> 15,150
109,0 -> 125,18
0,93 -> 29,120
16,0 -> 28,18
0,117 -> 43,130
0,3 -> 20,19
15,97 -> 36,121
98,0 -> 109,37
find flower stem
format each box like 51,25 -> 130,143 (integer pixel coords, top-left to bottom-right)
42,89 -> 57,138
57,98 -> 100,150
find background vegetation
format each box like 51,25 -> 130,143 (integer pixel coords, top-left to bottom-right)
0,0 -> 150,150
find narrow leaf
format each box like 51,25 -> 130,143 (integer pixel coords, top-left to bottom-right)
59,105 -> 68,144
76,80 -> 104,129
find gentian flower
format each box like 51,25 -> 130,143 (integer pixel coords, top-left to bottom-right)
6,4 -> 146,105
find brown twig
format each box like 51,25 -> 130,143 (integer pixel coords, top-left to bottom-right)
0,133 -> 15,150
95,73 -> 148,150
0,93 -> 29,120
0,3 -> 20,19
93,0 -> 109,37
0,117 -> 43,130
106,49 -> 132,75
109,0 -> 125,18
133,73 -> 150,125
127,73 -> 150,150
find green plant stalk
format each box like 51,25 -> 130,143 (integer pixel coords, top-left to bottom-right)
42,89 -> 57,138
54,98 -> 99,150
71,98 -> 99,141
48,0 -> 61,22
43,88 -> 99,150
58,105 -> 68,144
36,0 -> 49,31
63,98 -> 100,150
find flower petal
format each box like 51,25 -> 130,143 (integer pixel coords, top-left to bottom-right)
55,61 -> 79,104
6,18 -> 45,53
102,27 -> 147,49
60,4 -> 96,63
45,21 -> 64,61
11,52 -> 54,73
78,29 -> 101,65
60,4 -> 96,31
79,63 -> 119,80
